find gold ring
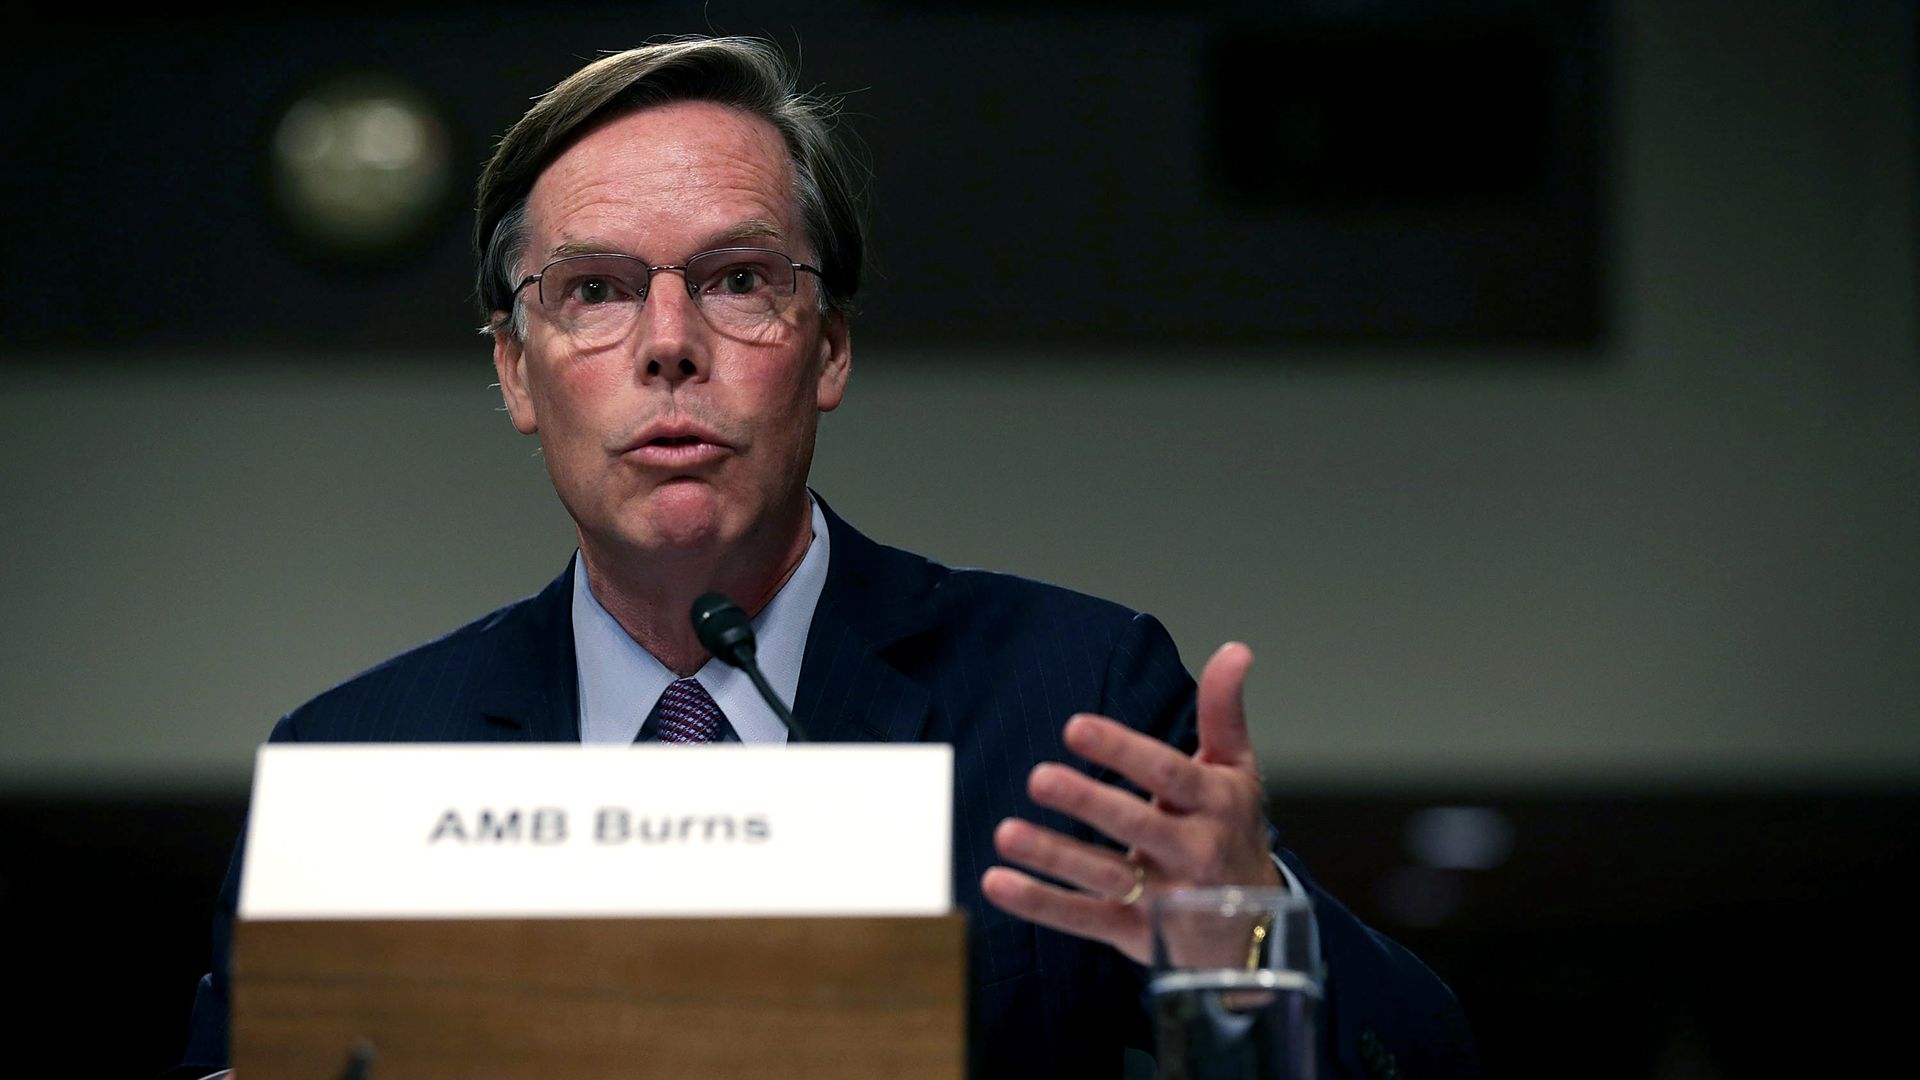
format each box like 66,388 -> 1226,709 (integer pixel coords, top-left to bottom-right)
1117,861 -> 1146,907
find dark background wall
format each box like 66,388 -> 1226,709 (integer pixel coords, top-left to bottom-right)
2,1 -> 1915,1076
6,0 -> 1604,352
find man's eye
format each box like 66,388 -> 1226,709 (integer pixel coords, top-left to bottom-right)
714,267 -> 766,295
571,277 -> 620,304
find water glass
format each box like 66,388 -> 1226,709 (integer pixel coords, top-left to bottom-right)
1149,887 -> 1321,1080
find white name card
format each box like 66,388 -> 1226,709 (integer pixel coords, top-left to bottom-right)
238,744 -> 953,920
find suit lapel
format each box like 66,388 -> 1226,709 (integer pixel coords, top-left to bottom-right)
473,561 -> 582,742
794,499 -> 937,745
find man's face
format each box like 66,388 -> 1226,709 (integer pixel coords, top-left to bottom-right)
493,101 -> 850,566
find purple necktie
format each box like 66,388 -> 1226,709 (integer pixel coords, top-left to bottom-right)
653,678 -> 727,744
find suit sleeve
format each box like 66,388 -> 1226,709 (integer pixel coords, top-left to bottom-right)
1096,612 -> 1481,1079
167,714 -> 302,1078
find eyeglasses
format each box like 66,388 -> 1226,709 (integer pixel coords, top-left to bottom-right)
511,248 -> 824,344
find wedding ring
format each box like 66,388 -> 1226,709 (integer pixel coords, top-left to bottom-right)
1117,861 -> 1146,907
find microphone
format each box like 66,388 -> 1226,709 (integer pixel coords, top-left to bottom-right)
689,592 -> 812,742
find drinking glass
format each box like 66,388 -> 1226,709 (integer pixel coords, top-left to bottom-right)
1149,887 -> 1322,1080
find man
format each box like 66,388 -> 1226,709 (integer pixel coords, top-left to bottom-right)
175,36 -> 1476,1079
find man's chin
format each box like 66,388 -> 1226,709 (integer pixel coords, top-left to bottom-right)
580,485 -> 802,570
625,510 -> 729,559
640,522 -> 729,556
634,485 -> 731,548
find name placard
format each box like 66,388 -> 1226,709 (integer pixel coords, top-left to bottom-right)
238,744 -> 953,920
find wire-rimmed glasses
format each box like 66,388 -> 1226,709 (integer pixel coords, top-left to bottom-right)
512,248 -> 823,344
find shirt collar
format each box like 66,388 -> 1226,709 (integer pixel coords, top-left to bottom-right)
572,497 -> 830,744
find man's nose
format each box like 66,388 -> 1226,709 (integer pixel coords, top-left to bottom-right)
634,268 -> 709,384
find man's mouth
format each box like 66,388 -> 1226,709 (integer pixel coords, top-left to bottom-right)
624,430 -> 730,468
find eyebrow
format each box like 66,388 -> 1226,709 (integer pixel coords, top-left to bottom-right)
545,220 -> 790,262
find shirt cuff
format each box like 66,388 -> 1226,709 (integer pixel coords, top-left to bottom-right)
1271,851 -> 1307,897
1270,851 -> 1326,980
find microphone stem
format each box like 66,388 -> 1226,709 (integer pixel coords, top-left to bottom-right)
738,646 -> 811,743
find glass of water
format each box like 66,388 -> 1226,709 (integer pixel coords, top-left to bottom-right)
1149,887 -> 1322,1080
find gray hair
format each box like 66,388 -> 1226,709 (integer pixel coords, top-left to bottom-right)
474,36 -> 866,338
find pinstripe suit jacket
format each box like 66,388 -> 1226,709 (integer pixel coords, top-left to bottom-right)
177,502 -> 1476,1079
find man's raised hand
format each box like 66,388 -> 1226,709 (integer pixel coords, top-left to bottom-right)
980,642 -> 1281,965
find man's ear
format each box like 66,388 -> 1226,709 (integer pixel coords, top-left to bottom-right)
814,311 -> 852,413
492,320 -> 539,435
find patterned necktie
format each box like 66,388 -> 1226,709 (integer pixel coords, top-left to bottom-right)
652,678 -> 727,744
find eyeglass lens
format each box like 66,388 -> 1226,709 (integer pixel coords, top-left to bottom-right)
532,249 -> 803,342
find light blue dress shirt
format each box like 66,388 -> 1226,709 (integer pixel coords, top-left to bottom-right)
571,498 -> 830,744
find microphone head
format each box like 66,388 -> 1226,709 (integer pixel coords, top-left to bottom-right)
690,592 -> 756,668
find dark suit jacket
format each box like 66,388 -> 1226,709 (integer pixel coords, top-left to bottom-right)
176,502 -> 1477,1079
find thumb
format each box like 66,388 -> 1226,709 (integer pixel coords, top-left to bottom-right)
1195,641 -> 1258,771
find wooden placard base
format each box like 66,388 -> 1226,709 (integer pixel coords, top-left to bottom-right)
233,915 -> 966,1079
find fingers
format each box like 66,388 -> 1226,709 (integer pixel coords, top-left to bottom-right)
1195,642 -> 1257,770
1027,760 -> 1187,864
1052,642 -> 1260,815
1061,713 -> 1214,812
980,865 -> 1149,965
985,639 -> 1272,965
993,817 -> 1138,900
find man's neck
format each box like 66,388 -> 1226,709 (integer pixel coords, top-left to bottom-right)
577,499 -> 815,677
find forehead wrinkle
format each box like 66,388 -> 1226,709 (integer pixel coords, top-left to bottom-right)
543,218 -> 789,264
